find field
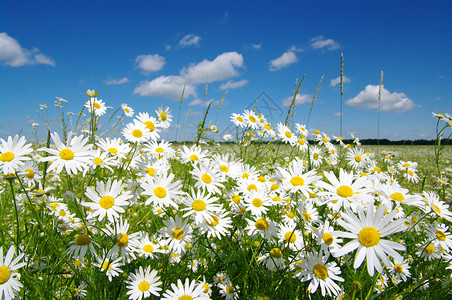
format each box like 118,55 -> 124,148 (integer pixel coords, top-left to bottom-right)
1,94 -> 452,299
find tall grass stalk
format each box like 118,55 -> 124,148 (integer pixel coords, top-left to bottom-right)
306,74 -> 324,128
175,82 -> 187,142
285,75 -> 305,127
377,70 -> 384,159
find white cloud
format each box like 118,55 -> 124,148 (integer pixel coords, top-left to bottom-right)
188,98 -> 221,107
310,35 -> 340,51
0,32 -> 55,67
330,76 -> 351,87
219,79 -> 248,90
251,43 -> 262,50
345,84 -> 416,113
269,51 -> 297,71
165,45 -> 172,51
104,77 -> 129,85
288,45 -> 303,52
282,94 -> 312,107
178,34 -> 201,47
135,54 -> 166,73
180,52 -> 244,84
133,75 -> 196,100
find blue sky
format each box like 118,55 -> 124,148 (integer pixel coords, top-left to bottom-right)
1,0 -> 451,141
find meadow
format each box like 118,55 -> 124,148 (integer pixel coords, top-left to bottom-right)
0,90 -> 451,300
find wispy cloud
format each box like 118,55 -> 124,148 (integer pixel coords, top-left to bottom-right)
269,50 -> 298,71
133,75 -> 196,100
180,52 -> 244,84
282,94 -> 312,107
178,34 -> 201,47
0,32 -> 55,67
104,77 -> 129,85
219,79 -> 248,90
135,54 -> 166,73
345,85 -> 417,112
330,76 -> 351,87
310,35 -> 340,51
251,43 -> 262,50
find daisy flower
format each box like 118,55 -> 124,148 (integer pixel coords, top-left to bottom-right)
159,216 -> 193,255
295,250 -> 344,297
243,109 -> 260,129
140,172 -> 183,209
122,120 -> 153,143
82,178 -> 133,223
126,266 -> 162,300
196,209 -> 233,239
17,160 -> 42,187
85,96 -> 107,116
317,169 -> 373,212
161,278 -> 208,300
181,188 -> 221,224
136,233 -> 166,259
313,220 -> 343,255
243,190 -> 272,217
121,103 -> 134,117
135,112 -> 161,141
245,216 -> 278,241
178,145 -> 209,164
295,123 -> 309,137
422,191 -> 452,221
0,135 -> 33,175
155,106 -> 172,128
39,132 -> 95,175
105,217 -> 140,263
333,201 -> 407,276
309,145 -> 323,168
346,147 -> 369,171
93,252 -> 123,282
144,140 -> 175,159
257,247 -> 285,272
213,153 -> 241,179
190,162 -> 225,195
277,123 -> 297,145
426,222 -> 452,252
230,113 -> 246,128
218,282 -> 240,300
97,137 -> 130,161
277,221 -> 304,251
388,259 -> 411,282
65,233 -> 97,260
0,246 -> 26,300
277,160 -> 321,197
416,242 -> 442,261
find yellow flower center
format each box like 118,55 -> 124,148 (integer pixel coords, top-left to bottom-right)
436,230 -> 447,241
242,173 -> 249,179
143,244 -> 154,253
322,233 -> 334,245
313,153 -> 319,160
258,176 -> 266,182
93,157 -> 103,165
201,174 -> 212,184
74,260 -> 82,268
0,266 -> 11,284
290,176 -> 304,186
411,216 -> 418,223
155,147 -> 164,153
144,121 -> 155,131
285,131 -> 292,138
220,165 -> 229,172
146,167 -> 155,176
255,218 -> 269,230
390,192 -> 405,201
25,168 -> 35,179
172,228 -> 184,240
303,212 -> 311,221
232,194 -> 241,204
99,195 -> 115,209
132,129 -> 143,138
123,107 -> 130,113
252,198 -> 263,207
270,248 -> 282,258
59,149 -> 74,160
138,281 -> 150,292
358,227 -> 380,247
408,170 -> 414,176
247,184 -> 257,191
284,231 -> 297,243
322,137 -> 328,143
206,215 -> 219,226
203,283 -> 210,293
425,244 -> 435,254
160,112 -> 167,121
226,286 -> 234,294
314,130 -> 321,134
249,115 -> 256,123
273,196 -> 281,202
264,124 -> 271,130
0,152 -> 15,162
271,183 -> 279,191
75,234 -> 91,246
117,233 -> 129,247
154,187 -> 167,198
108,148 -> 118,154
192,200 -> 206,211
237,116 -> 244,122
93,102 -> 101,109
102,261 -> 112,270
402,163 -> 411,168
189,154 -> 199,161
355,155 -> 362,162
394,264 -> 403,273
433,204 -> 442,214
337,185 -> 353,198
298,139 -> 305,145
313,264 -> 328,280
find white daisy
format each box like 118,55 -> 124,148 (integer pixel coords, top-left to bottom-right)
155,106 -> 172,128
0,246 -> 26,300
161,278 -> 208,300
140,172 -> 183,209
126,266 -> 162,300
135,112 -> 161,141
0,135 -> 33,175
121,103 -> 134,117
181,188 -> 221,224
190,162 -> 225,195
122,120 -> 153,143
84,96 -> 107,116
159,216 -> 193,255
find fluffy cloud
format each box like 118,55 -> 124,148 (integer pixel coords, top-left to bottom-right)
282,94 -> 312,107
219,79 -> 248,90
178,34 -> 201,47
345,85 -> 416,112
0,32 -> 55,67
188,98 -> 221,107
135,54 -> 166,73
133,75 -> 196,100
104,77 -> 129,85
330,76 -> 351,87
180,52 -> 244,84
269,51 -> 297,71
310,35 -> 340,51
